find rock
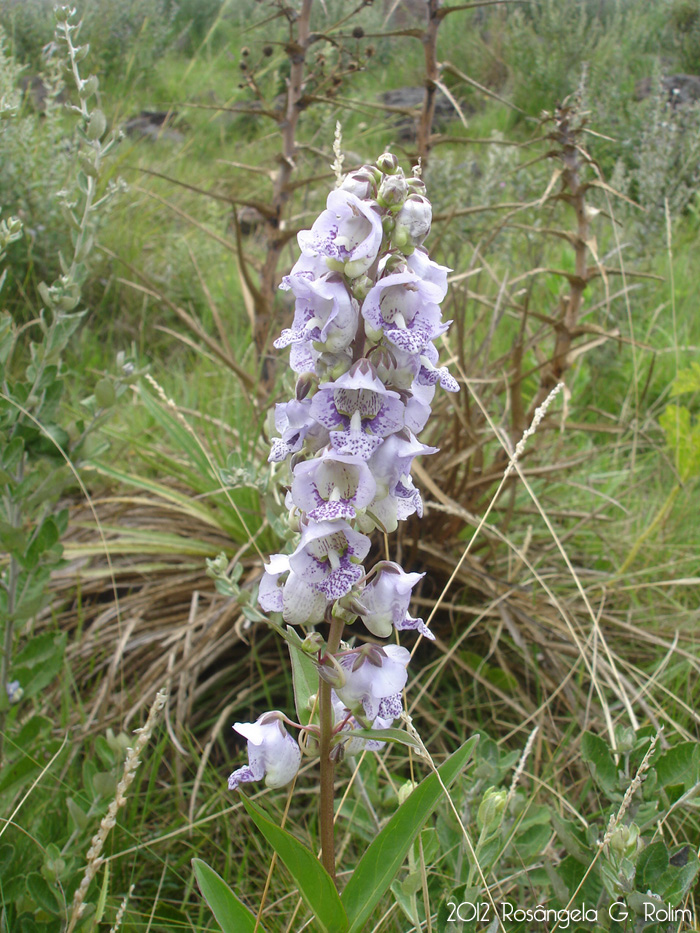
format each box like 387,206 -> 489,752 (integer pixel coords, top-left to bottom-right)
379,86 -> 460,140
123,110 -> 186,143
635,74 -> 700,107
19,74 -> 67,112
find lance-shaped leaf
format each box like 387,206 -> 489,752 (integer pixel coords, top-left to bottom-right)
341,734 -> 479,933
193,858 -> 262,933
240,795 -> 349,933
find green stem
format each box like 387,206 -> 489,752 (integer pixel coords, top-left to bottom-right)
318,618 -> 344,885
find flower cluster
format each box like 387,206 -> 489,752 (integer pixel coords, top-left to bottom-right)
229,153 -> 458,793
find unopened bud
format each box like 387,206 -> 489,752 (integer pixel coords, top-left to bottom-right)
351,274 -> 373,301
301,632 -> 325,655
615,726 -> 636,755
378,172 -> 408,208
295,371 -> 316,401
376,152 -> 399,175
398,780 -> 417,805
477,788 -> 507,833
340,170 -> 376,200
383,252 -> 407,274
394,194 -> 432,247
407,177 -> 427,194
318,657 -> 346,688
609,822 -> 640,859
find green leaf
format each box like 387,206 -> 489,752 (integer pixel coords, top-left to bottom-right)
67,797 -> 89,832
550,813 -> 590,865
655,742 -> 700,791
659,404 -> 700,481
94,861 -> 109,923
139,386 -> 213,478
341,735 -> 479,933
240,795 -> 348,933
25,873 -> 59,915
0,844 -> 15,875
671,362 -> 700,396
658,853 -> 700,904
23,516 -> 61,571
287,627 -> 319,727
13,633 -> 66,697
580,731 -> 618,796
193,859 -> 261,933
636,841 -> 669,892
0,754 -> 41,796
338,727 -> 424,752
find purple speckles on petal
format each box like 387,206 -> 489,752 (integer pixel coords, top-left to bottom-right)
377,693 -> 403,719
329,431 -> 383,459
308,500 -> 356,522
317,562 -> 363,599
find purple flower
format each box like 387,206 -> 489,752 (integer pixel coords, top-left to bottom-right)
360,561 -> 433,640
362,268 -> 448,355
259,521 -> 371,625
335,644 -> 410,720
269,398 -> 329,463
276,272 -> 360,364
416,342 -> 460,393
406,248 -> 450,293
352,430 -> 434,532
228,711 -> 301,792
331,691 -> 400,754
291,449 -> 377,522
310,360 -> 405,460
298,189 -> 383,279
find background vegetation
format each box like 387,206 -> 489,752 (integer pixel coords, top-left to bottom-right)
0,0 -> 699,930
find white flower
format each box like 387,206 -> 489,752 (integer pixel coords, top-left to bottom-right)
228,711 -> 301,792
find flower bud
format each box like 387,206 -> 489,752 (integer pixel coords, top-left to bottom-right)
394,194 -> 432,248
477,788 -> 507,833
340,170 -> 376,200
295,371 -> 316,401
301,632 -> 325,656
398,780 -> 417,805
287,507 -> 301,533
407,177 -> 427,194
383,252 -> 407,274
609,822 -> 640,858
382,214 -> 395,237
378,173 -> 409,208
318,657 -> 347,688
376,152 -> 399,175
615,726 -> 636,755
351,274 -> 373,301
